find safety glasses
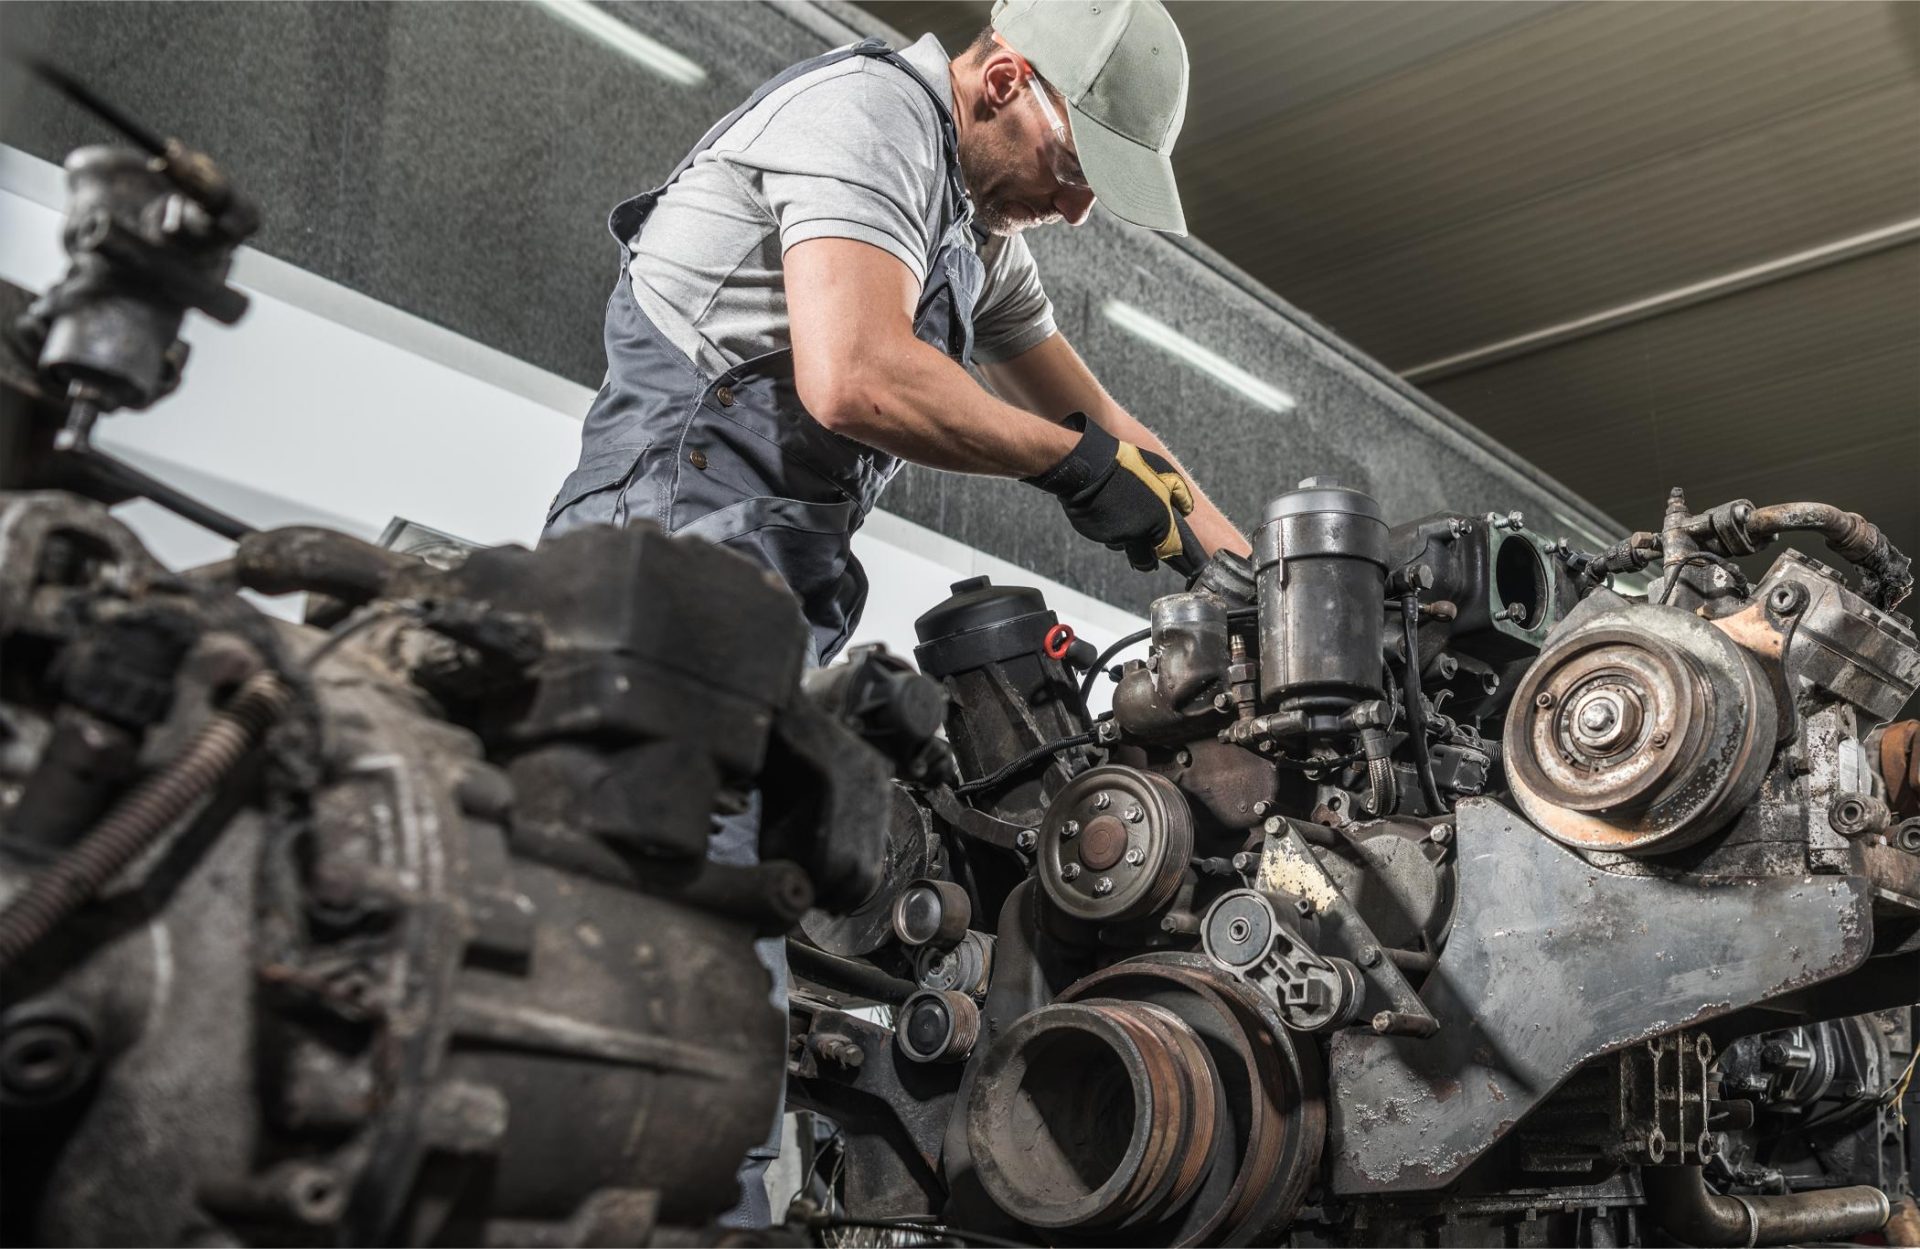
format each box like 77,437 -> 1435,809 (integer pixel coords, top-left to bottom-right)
1025,75 -> 1091,190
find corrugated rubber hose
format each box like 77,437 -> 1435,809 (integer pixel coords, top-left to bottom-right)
0,670 -> 294,974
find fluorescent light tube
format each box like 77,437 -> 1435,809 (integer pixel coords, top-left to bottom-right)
1100,300 -> 1295,413
535,0 -> 708,88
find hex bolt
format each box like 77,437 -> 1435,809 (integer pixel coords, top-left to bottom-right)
1092,792 -> 1112,811
1650,730 -> 1670,748
1359,945 -> 1382,968
1231,851 -> 1255,872
1294,898 -> 1315,918
1252,799 -> 1272,817
1769,584 -> 1804,615
1062,819 -> 1081,839
1257,739 -> 1278,754
1093,876 -> 1114,896
1123,804 -> 1143,824
815,1036 -> 865,1069
1175,750 -> 1193,767
1124,847 -> 1145,868
1212,692 -> 1233,711
1535,691 -> 1555,709
1016,828 -> 1038,852
1428,825 -> 1454,846
1061,863 -> 1082,881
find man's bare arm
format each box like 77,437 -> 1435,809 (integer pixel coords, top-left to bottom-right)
785,237 -> 1075,476
980,334 -> 1251,558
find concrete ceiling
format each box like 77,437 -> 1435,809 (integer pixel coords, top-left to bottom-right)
864,0 -> 1920,583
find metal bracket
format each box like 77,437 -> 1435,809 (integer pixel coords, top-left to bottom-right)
1255,817 -> 1439,1037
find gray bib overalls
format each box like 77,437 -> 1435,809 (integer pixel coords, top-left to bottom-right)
542,40 -> 983,1223
544,38 -> 985,666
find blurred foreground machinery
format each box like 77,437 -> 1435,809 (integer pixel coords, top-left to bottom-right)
0,78 -> 929,1245
789,480 -> 1920,1247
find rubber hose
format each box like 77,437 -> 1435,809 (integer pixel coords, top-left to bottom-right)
785,939 -> 917,1005
0,671 -> 293,973
1359,727 -> 1398,816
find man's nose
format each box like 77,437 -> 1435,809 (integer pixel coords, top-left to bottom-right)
1055,184 -> 1096,227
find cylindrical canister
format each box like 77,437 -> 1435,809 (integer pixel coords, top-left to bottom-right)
1255,478 -> 1389,710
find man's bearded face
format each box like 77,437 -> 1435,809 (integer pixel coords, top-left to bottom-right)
959,108 -> 1069,237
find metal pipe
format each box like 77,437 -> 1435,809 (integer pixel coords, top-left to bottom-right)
1642,1165 -> 1889,1247
1746,501 -> 1912,610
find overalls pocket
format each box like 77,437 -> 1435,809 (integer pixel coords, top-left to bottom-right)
543,443 -> 649,533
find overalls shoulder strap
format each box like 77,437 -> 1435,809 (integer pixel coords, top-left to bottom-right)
609,39 -> 966,251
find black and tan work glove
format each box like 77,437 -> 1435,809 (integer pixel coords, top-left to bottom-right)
1026,413 -> 1202,574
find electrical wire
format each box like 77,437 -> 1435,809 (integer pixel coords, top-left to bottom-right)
1655,551 -> 1752,606
301,601 -> 421,671
1077,626 -> 1150,705
1399,593 -> 1448,814
953,730 -> 1095,797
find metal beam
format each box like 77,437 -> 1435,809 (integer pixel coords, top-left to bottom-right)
1401,217 -> 1920,385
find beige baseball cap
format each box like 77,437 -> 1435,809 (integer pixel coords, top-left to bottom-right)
990,0 -> 1190,235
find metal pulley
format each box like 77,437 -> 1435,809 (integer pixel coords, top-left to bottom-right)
1036,764 -> 1193,923
1504,591 -> 1777,855
1200,889 -> 1365,1033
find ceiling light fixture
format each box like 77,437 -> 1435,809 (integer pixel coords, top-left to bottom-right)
534,0 -> 708,88
1100,300 -> 1295,413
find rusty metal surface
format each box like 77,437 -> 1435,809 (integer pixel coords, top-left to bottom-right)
1880,720 -> 1919,818
1326,798 -> 1874,1195
1505,591 -> 1776,855
1255,819 -> 1436,1032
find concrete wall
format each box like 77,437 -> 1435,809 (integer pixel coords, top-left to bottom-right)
0,0 -> 1623,616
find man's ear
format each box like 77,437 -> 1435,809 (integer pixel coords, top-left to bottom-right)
977,46 -> 1026,110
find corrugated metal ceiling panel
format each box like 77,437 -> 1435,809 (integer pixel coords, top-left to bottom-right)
861,0 -> 1920,582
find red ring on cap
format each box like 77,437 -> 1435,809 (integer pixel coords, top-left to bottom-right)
1043,623 -> 1074,660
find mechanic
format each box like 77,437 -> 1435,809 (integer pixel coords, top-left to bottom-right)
543,0 -> 1245,1226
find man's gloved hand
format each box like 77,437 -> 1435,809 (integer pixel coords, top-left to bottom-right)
1026,413 -> 1200,573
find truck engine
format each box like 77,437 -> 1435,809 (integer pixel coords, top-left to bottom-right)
787,481 -> 1920,1247
3,64 -> 1917,1249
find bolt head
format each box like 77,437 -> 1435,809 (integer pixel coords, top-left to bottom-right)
1252,799 -> 1271,816
1359,945 -> 1382,968
1123,804 -> 1144,823
1535,692 -> 1555,709
1294,898 -> 1315,918
1016,829 -> 1037,851
1061,863 -> 1082,881
1093,793 -> 1112,811
1092,876 -> 1114,896
1231,852 -> 1255,871
1062,820 -> 1081,838
1124,847 -> 1145,867
1650,730 -> 1670,748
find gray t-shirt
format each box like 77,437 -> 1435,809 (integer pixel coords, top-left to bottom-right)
626,34 -> 1057,377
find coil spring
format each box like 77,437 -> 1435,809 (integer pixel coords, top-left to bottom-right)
0,671 -> 293,973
